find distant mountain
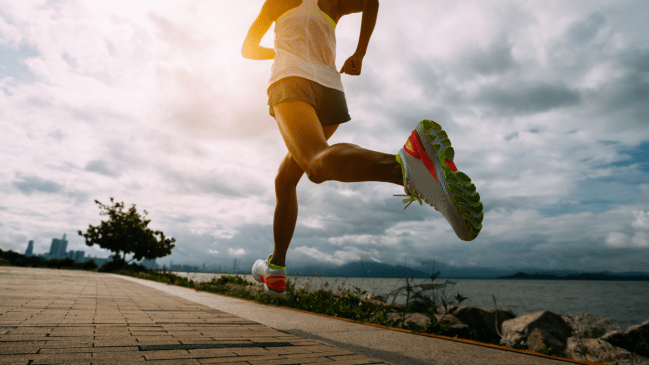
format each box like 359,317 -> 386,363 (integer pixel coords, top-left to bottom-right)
287,261 -> 433,278
288,260 -> 649,280
497,271 -> 649,281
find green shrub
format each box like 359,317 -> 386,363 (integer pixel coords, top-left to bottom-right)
81,260 -> 98,270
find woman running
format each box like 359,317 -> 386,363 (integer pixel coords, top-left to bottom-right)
242,0 -> 483,297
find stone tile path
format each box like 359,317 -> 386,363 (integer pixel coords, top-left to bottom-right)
0,267 -> 387,364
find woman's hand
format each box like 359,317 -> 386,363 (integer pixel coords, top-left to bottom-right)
340,53 -> 364,75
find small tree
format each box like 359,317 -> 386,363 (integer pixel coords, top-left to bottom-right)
78,198 -> 175,266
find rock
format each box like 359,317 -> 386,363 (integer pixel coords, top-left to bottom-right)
601,319 -> 649,358
561,313 -> 623,338
527,327 -> 567,355
436,305 -> 516,344
432,313 -> 474,340
387,312 -> 473,339
368,301 -> 648,362
565,337 -> 649,365
388,312 -> 430,328
501,311 -> 573,358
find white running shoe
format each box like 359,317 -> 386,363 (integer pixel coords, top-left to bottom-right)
251,256 -> 287,297
395,120 -> 484,241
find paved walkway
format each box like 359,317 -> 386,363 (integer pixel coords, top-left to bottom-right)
0,267 -> 604,365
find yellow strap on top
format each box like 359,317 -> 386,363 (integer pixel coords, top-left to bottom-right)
321,10 -> 336,28
277,1 -> 337,28
317,0 -> 337,27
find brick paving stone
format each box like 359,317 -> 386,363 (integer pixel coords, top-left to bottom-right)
301,345 -> 356,355
41,340 -> 94,348
230,347 -> 272,356
246,354 -> 335,364
143,349 -> 192,360
198,355 -> 286,364
0,268 -> 397,365
91,350 -> 146,361
186,348 -> 238,357
146,359 -> 201,365
265,346 -> 314,355
173,336 -> 216,342
0,354 -> 33,365
0,342 -> 42,354
92,360 -> 146,365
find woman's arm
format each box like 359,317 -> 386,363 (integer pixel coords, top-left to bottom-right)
242,0 -> 277,60
339,0 -> 379,75
354,0 -> 378,57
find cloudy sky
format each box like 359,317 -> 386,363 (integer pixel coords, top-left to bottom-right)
1,0 -> 648,273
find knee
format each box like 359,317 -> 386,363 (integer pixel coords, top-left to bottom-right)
303,158 -> 325,184
275,167 -> 307,193
275,155 -> 324,187
305,170 -> 325,184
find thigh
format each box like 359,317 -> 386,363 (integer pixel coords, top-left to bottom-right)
273,99 -> 330,173
276,123 -> 340,185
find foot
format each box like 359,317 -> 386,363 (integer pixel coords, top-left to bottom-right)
395,120 -> 483,241
251,256 -> 287,297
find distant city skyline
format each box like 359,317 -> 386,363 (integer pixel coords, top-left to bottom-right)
19,234 -> 160,270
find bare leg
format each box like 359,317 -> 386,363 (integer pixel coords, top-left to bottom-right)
271,124 -> 339,268
271,186 -> 297,268
273,100 -> 404,186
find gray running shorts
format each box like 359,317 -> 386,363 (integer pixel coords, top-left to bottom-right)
267,76 -> 351,126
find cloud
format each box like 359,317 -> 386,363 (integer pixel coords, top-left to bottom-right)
632,211 -> 649,230
327,234 -> 401,247
228,248 -> 245,256
84,160 -> 118,177
564,12 -> 606,46
294,246 -> 364,266
464,34 -> 517,76
208,249 -> 219,254
606,232 -> 628,248
475,81 -> 581,115
12,175 -> 64,195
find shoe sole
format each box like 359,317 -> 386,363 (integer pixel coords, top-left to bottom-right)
263,284 -> 286,297
406,120 -> 483,241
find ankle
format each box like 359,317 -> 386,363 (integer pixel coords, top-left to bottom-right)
269,255 -> 285,268
395,161 -> 404,186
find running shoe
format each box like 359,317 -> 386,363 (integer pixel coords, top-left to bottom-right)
251,256 -> 287,297
395,120 -> 483,241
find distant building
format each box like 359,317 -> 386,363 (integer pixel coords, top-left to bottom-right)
25,240 -> 34,257
48,234 -> 68,259
168,263 -> 199,272
73,251 -> 85,263
84,255 -> 112,267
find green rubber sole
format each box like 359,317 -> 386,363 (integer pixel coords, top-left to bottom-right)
420,120 -> 484,241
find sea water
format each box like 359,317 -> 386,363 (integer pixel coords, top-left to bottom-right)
174,272 -> 649,330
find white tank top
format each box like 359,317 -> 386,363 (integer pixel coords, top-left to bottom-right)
268,0 -> 344,94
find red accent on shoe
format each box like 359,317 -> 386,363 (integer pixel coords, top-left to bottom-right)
262,275 -> 286,291
445,160 -> 457,172
408,131 -> 438,182
404,139 -> 418,158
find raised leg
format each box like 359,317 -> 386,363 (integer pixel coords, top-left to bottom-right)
273,100 -> 403,186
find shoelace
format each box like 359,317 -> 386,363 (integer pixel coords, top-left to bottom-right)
393,188 -> 423,210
